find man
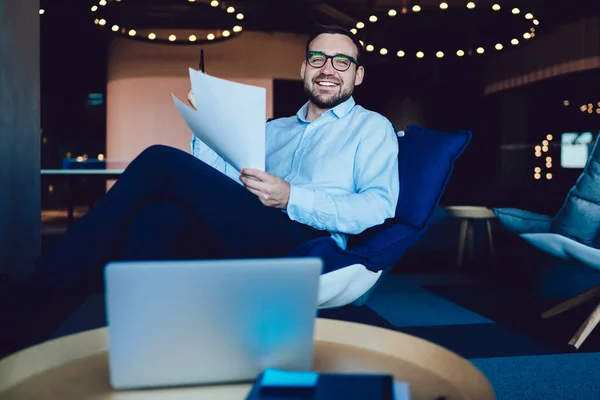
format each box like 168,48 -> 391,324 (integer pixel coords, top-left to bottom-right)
189,24 -> 399,250
1,24 -> 398,355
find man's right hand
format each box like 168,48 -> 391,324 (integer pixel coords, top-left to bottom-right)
187,90 -> 197,110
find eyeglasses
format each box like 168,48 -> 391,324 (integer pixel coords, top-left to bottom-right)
306,51 -> 359,72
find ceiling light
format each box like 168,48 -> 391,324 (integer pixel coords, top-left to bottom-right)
380,48 -> 388,55
477,47 -> 485,54
99,19 -> 106,26
533,19 -> 539,25
495,43 -> 503,50
436,51 -> 444,58
148,33 -> 156,40
189,35 -> 197,42
388,9 -> 397,16
169,35 -> 177,42
91,6 -> 98,12
356,22 -> 365,29
412,5 -> 421,12
128,29 -> 136,36
512,8 -> 520,14
227,6 -> 235,13
111,25 -> 119,32
366,44 -> 375,52
99,0 -> 107,6
350,28 -> 357,34
233,25 -> 242,32
457,50 -> 465,57
440,2 -> 449,10
492,4 -> 501,11
523,32 -> 531,39
207,33 -> 215,40
210,0 -> 219,7
222,30 -> 230,37
236,13 -> 244,20
467,2 -> 476,10
369,15 -> 378,22
525,13 -> 534,19
397,50 -> 405,57
416,51 -> 424,58
511,38 -> 519,45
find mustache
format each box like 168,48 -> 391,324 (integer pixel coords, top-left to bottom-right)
313,75 -> 341,84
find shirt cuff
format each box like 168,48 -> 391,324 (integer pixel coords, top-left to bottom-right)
287,185 -> 316,223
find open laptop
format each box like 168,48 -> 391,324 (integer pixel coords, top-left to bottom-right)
104,257 -> 322,390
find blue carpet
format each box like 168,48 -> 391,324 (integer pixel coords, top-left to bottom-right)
472,353 -> 600,400
367,275 -> 493,327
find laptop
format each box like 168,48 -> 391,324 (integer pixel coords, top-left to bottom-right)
104,257 -> 323,390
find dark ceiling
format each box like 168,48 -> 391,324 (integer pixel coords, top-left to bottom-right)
49,0 -> 600,39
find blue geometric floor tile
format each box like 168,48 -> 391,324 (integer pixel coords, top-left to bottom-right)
318,305 -> 397,330
367,275 -> 493,327
395,273 -> 477,286
471,352 -> 600,400
398,323 -> 555,359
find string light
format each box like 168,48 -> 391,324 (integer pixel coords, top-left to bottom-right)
533,134 -> 555,181
350,2 -> 540,60
90,0 -> 245,44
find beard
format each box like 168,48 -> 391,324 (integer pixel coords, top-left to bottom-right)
304,75 -> 354,110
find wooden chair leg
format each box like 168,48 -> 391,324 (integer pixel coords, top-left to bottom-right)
457,219 -> 469,266
466,221 -> 475,260
569,301 -> 600,349
486,220 -> 495,259
541,286 -> 600,319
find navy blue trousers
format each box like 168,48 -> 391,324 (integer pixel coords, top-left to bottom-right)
36,145 -> 326,293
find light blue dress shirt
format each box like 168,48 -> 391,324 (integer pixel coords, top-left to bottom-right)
191,96 -> 399,249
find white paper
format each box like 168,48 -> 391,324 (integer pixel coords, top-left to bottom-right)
172,69 -> 266,171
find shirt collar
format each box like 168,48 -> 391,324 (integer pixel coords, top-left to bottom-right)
296,96 -> 356,123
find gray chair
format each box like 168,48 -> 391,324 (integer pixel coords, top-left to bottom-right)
493,136 -> 600,349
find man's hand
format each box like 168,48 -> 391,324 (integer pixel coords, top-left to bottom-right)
187,90 -> 197,110
240,169 -> 290,209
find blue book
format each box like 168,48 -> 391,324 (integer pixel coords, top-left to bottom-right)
246,369 -> 410,400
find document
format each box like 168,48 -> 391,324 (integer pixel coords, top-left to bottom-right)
172,68 -> 266,171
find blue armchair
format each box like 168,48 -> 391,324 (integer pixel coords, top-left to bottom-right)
286,124 -> 472,308
494,136 -> 600,348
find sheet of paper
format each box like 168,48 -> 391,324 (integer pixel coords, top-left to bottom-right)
172,68 -> 266,171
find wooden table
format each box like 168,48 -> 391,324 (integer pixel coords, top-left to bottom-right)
446,206 -> 497,267
0,319 -> 495,400
41,169 -> 124,225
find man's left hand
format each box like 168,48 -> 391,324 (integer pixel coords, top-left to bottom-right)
240,169 -> 290,209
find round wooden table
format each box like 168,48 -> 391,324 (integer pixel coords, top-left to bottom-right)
0,318 -> 494,400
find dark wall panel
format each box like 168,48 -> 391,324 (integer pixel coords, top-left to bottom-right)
0,1 -> 41,278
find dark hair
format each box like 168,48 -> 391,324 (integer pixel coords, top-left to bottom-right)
305,24 -> 364,65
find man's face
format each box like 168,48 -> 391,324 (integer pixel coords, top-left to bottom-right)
301,33 -> 364,110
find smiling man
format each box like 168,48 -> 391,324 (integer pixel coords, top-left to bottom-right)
1,25 -> 399,350
192,24 -> 399,249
